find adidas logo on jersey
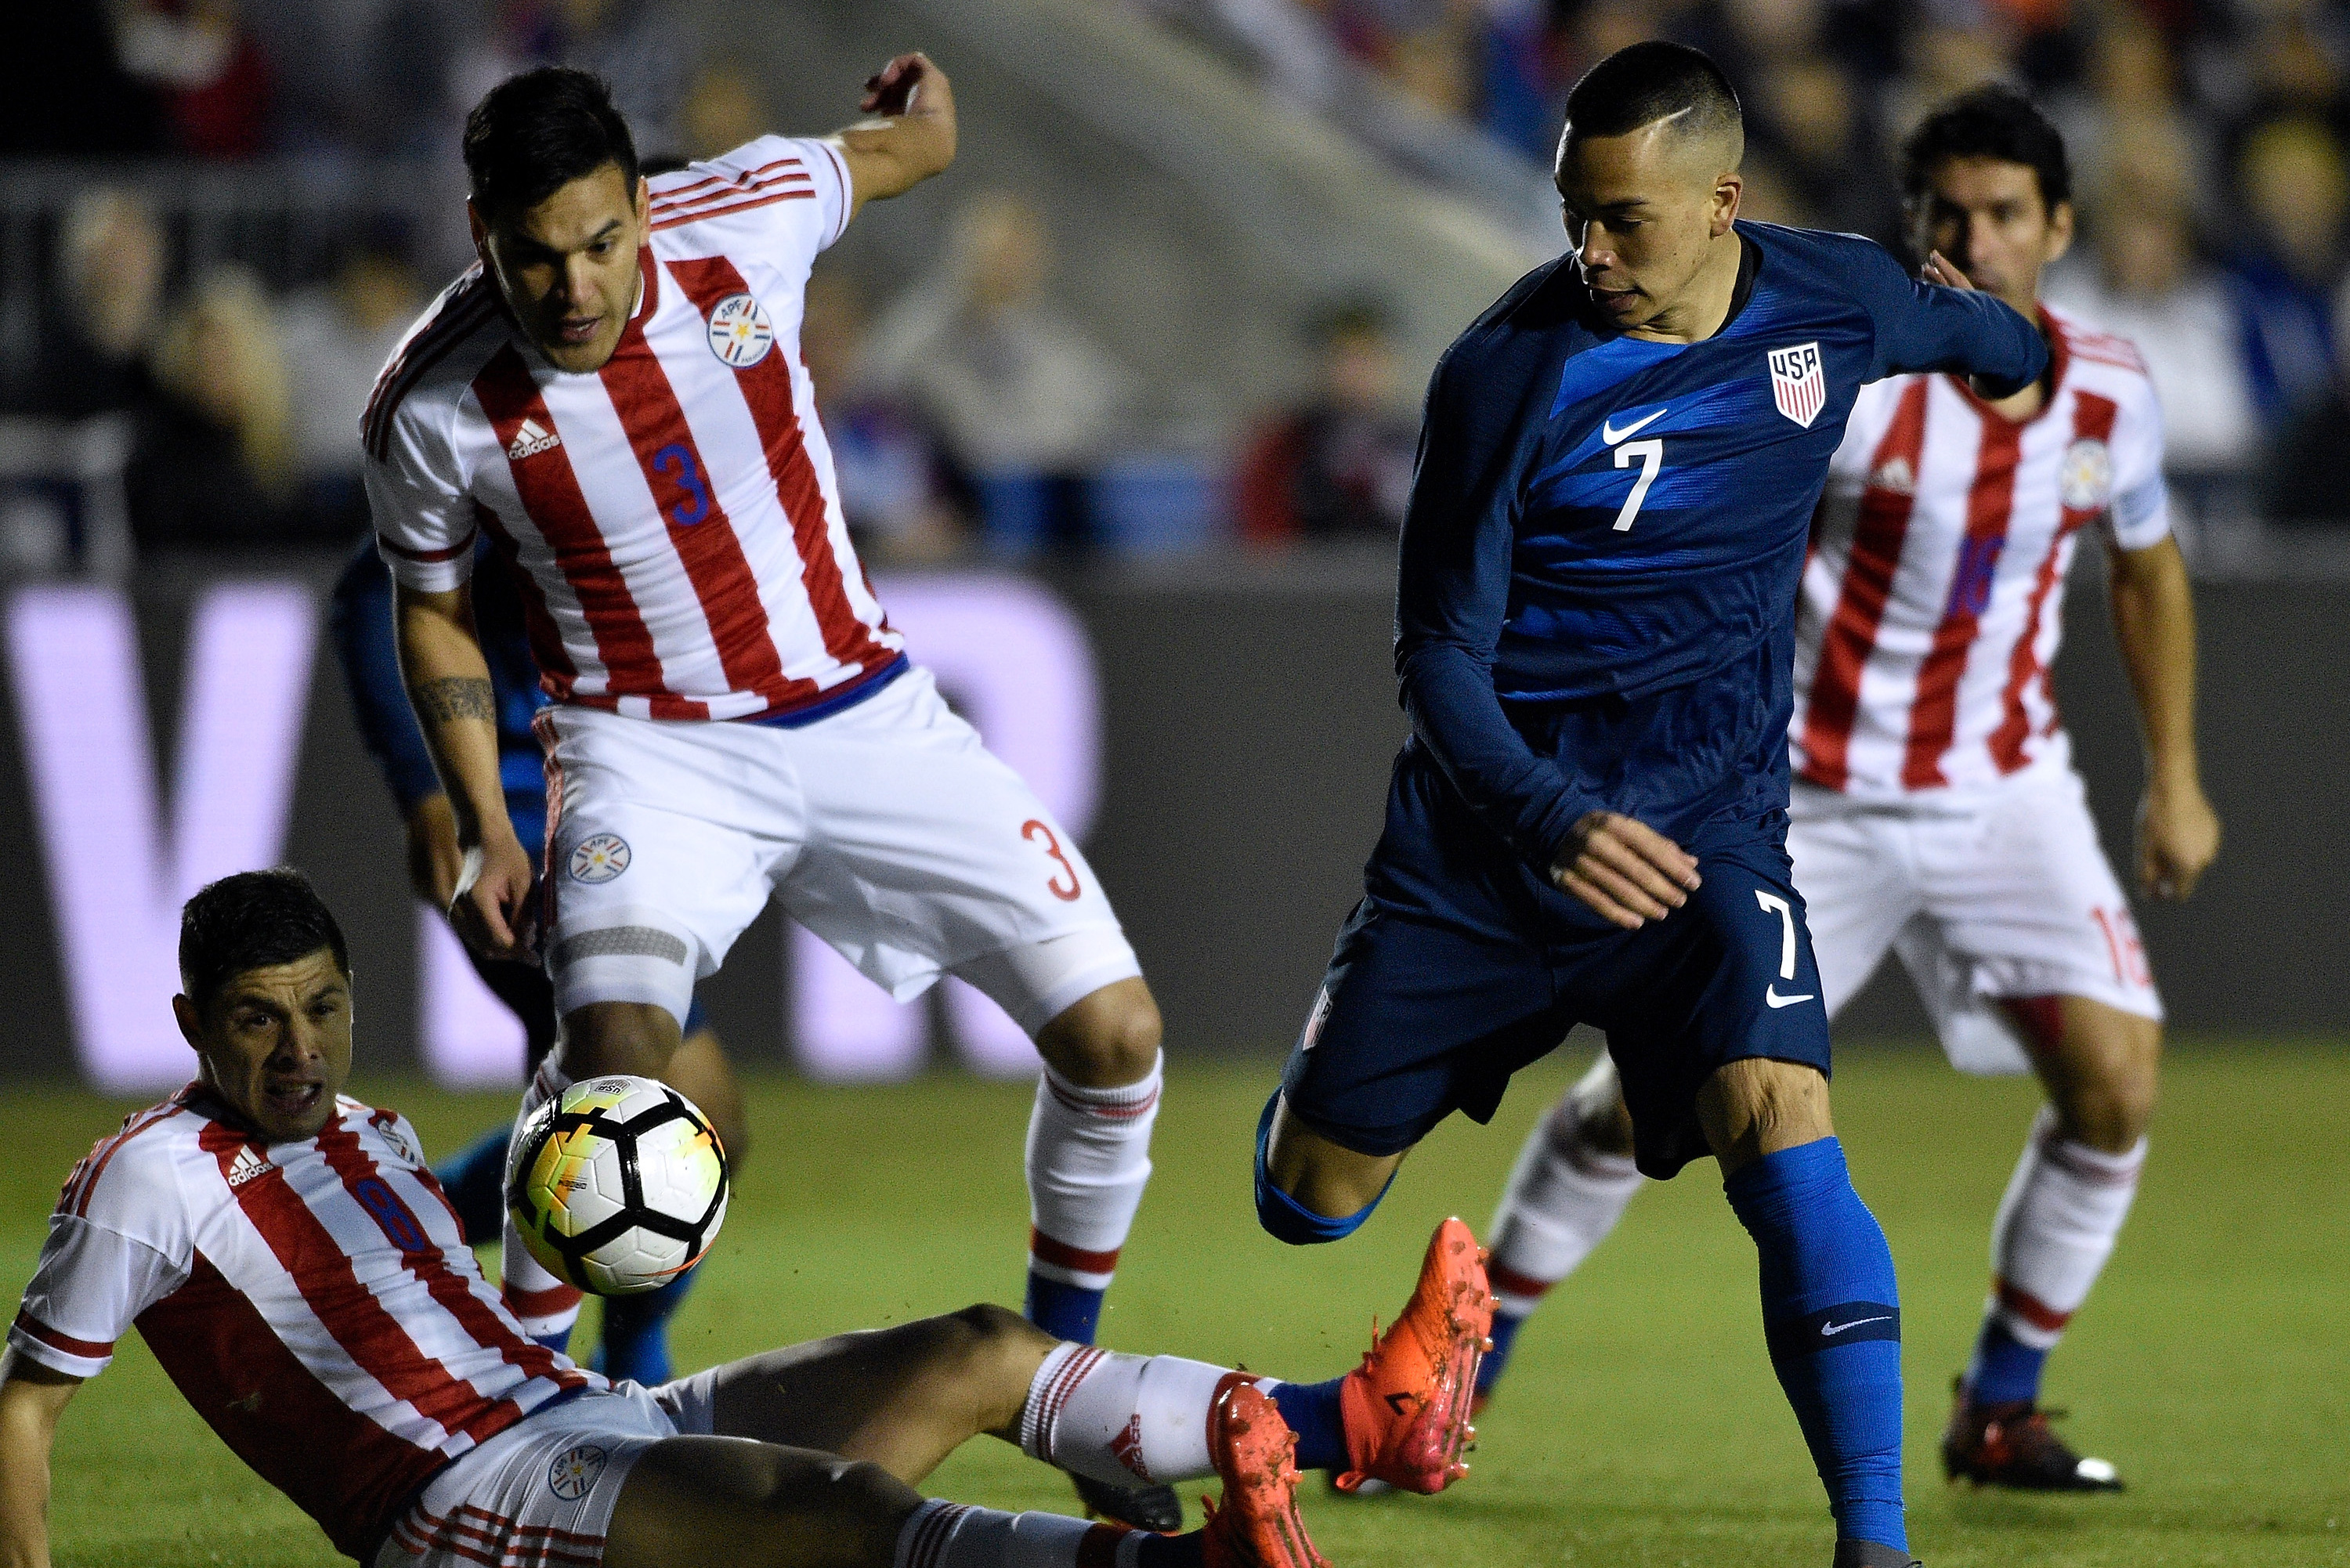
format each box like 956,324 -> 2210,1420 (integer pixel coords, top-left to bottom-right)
507,419 -> 561,461
1869,456 -> 1916,495
226,1145 -> 276,1188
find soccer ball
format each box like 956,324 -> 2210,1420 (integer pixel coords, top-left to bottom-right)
505,1075 -> 730,1295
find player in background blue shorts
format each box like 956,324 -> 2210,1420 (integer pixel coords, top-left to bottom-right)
330,539 -> 749,1382
1253,44 -> 2048,1568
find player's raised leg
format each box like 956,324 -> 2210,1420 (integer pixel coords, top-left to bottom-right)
1943,993 -> 2153,1490
606,1374 -> 1316,1568
1475,1053 -> 1642,1396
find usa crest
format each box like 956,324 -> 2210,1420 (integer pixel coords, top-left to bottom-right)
1768,342 -> 1827,428
707,292 -> 775,368
569,833 -> 631,883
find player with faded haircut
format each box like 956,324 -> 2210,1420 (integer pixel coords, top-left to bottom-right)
1476,83 -> 2218,1496
362,56 -> 1184,1529
1253,42 -> 2051,1568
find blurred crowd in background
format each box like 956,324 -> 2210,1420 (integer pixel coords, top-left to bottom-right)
5,0 -> 2350,574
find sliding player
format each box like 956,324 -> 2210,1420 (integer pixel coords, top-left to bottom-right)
329,538 -> 746,1383
0,871 -> 1491,1568
1253,45 -> 2049,1568
363,58 -> 1179,1526
1477,85 -> 2218,1494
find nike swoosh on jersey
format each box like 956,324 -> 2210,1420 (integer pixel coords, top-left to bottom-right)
1602,406 -> 1668,443
1765,986 -> 1814,1008
1820,1315 -> 1893,1336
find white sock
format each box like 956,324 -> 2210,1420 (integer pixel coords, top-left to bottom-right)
1025,1053 -> 1163,1290
893,1499 -> 1136,1568
501,1057 -> 583,1341
1019,1342 -> 1253,1486
1485,1090 -> 1643,1317
1985,1106 -> 2146,1349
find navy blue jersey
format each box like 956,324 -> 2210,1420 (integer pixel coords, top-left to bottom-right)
1394,222 -> 2048,865
328,538 -> 549,829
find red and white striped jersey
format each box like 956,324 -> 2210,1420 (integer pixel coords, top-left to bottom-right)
363,135 -> 904,723
1792,306 -> 2170,800
8,1088 -> 598,1559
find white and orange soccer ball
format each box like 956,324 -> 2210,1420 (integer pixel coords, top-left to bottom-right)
504,1075 -> 730,1296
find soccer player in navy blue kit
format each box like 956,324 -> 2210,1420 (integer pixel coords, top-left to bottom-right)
1251,45 -> 2050,1568
329,539 -> 748,1382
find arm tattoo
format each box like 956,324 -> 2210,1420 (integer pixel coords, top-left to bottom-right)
409,677 -> 496,725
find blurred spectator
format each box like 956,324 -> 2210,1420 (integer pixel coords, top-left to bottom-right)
681,64 -> 769,161
114,0 -> 274,158
16,190 -> 170,422
1746,56 -> 1902,242
870,193 -> 1130,552
1,2 -> 164,154
1236,300 -> 1418,545
802,273 -> 967,565
2225,117 -> 2347,432
125,266 -> 327,551
2048,117 -> 2257,482
475,0 -> 699,163
277,237 -> 428,526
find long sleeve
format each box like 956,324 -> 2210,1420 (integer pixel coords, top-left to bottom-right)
1393,349 -> 1596,870
1853,240 -> 2049,395
327,540 -> 444,815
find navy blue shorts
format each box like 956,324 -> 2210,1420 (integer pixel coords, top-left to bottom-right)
1281,749 -> 1831,1180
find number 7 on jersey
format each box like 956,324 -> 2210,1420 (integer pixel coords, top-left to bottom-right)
1614,438 -> 1662,531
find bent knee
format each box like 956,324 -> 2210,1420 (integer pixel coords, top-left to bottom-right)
2057,1031 -> 2161,1149
1567,1082 -> 1636,1158
559,1001 -> 684,1077
945,1302 -> 1051,1358
1040,981 -> 1162,1086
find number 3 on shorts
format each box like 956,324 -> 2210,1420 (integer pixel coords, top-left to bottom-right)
1022,818 -> 1083,902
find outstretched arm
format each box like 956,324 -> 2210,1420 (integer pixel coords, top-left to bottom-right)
394,582 -> 536,959
2107,535 -> 2219,898
0,1354 -> 78,1568
1865,243 -> 2049,397
833,53 -> 956,220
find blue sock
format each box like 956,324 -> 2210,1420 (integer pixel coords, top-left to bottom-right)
1268,1376 -> 1350,1474
595,1264 -> 696,1385
432,1124 -> 513,1246
1252,1093 -> 1389,1245
1964,1319 -> 2048,1407
1723,1138 -> 1907,1555
1477,1309 -> 1530,1396
1025,1274 -> 1106,1345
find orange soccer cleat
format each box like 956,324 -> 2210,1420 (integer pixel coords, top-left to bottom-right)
1202,1380 -> 1332,1568
1331,1216 -> 1495,1494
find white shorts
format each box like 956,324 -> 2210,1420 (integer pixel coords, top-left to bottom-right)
372,1378 -> 718,1568
1788,766 -> 2163,1075
536,666 -> 1139,1034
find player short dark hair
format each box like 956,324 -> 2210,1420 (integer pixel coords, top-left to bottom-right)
1901,84 -> 2071,213
179,869 -> 350,1016
463,67 -> 640,222
1561,42 -> 1742,148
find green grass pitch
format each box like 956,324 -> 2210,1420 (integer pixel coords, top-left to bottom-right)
5,1042 -> 2343,1566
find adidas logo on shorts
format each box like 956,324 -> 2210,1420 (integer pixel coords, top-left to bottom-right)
507,419 -> 561,461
